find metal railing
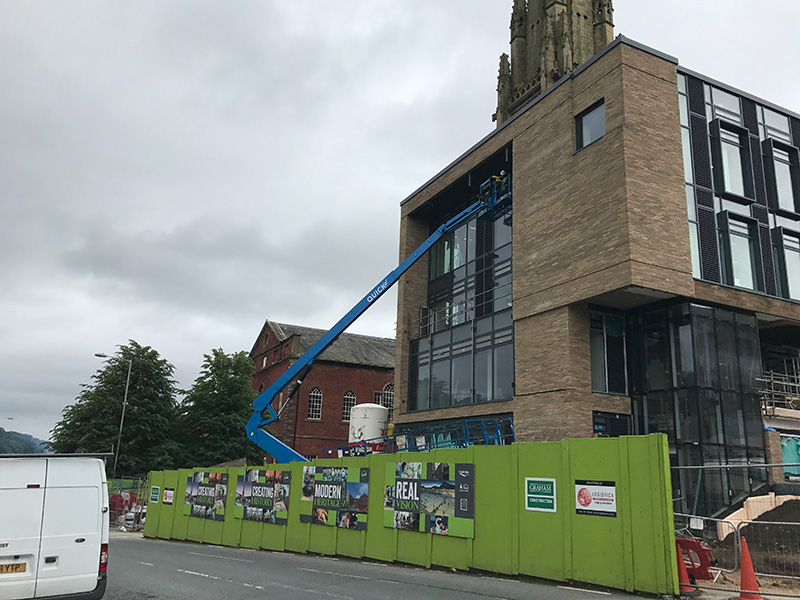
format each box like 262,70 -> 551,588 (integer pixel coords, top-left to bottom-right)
676,513 -> 800,581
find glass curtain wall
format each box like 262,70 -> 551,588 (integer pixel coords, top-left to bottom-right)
409,205 -> 513,411
629,302 -> 764,517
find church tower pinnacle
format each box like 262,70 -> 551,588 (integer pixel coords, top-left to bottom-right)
494,0 -> 614,126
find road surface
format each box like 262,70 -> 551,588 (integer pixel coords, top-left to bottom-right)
103,531 -> 652,600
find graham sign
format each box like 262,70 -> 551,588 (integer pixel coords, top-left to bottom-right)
524,477 -> 556,512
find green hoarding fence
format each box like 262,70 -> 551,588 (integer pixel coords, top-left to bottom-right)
143,434 -> 678,596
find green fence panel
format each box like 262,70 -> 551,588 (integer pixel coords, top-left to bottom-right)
170,469 -> 192,541
240,520 -> 262,549
517,442 -> 567,582
334,455 -> 368,559
364,453 -> 397,563
143,471 -> 163,538
156,470 -> 180,540
566,437 -> 627,590
624,435 -> 678,595
220,467 -> 243,548
391,450 -> 433,568
284,461 -> 310,553
471,444 -> 517,574
306,458 -> 339,556
428,447 -> 472,572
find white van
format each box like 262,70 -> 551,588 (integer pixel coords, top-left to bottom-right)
0,455 -> 109,600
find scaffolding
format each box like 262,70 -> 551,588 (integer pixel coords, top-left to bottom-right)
759,355 -> 800,415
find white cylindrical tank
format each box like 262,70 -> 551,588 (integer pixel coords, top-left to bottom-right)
348,403 -> 389,443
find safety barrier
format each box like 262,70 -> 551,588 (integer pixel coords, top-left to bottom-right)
675,510 -> 800,598
144,435 -> 678,596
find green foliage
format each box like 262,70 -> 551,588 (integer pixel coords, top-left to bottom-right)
0,428 -> 48,454
178,349 -> 265,467
50,341 -> 181,476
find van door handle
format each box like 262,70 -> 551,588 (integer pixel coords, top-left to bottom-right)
75,538 -> 86,543
45,557 -> 56,563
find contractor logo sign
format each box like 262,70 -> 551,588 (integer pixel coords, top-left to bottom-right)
524,477 -> 556,512
574,480 -> 616,517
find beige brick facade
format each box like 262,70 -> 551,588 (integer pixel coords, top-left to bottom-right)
393,37 -> 800,446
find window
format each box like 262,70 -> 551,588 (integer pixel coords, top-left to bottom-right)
381,383 -> 394,421
758,106 -> 792,143
718,213 -> 762,291
686,186 -> 701,278
410,310 -> 513,410
342,391 -> 356,421
307,387 -> 322,420
763,139 -> 800,214
711,120 -> 753,199
303,454 -> 317,461
576,100 -> 605,150
590,310 -> 627,395
773,228 -> 800,301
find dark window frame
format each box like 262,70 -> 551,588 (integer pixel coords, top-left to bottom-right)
710,119 -> 755,201
762,138 -> 800,215
575,99 -> 606,151
772,226 -> 800,301
717,212 -> 764,292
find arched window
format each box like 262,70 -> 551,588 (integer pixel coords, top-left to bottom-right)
382,383 -> 394,421
307,388 -> 322,420
342,391 -> 356,422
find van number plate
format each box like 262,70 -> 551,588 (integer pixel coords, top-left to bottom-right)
0,563 -> 25,574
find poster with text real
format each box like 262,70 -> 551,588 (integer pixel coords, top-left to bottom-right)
384,461 -> 475,538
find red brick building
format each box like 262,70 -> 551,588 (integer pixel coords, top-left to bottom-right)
249,321 -> 395,459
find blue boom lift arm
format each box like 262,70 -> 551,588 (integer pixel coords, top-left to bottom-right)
246,176 -> 511,463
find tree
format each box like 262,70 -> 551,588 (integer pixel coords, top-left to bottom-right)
50,340 -> 181,476
178,349 -> 264,466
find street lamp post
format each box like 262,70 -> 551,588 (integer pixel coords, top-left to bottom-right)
95,353 -> 132,479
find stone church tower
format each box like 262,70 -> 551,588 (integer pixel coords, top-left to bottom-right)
495,0 -> 614,125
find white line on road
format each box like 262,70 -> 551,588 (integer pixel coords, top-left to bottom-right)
177,569 -> 221,580
299,567 -> 368,580
138,561 -> 154,566
557,585 -> 611,595
188,551 -> 255,563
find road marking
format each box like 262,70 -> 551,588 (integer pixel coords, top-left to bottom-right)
138,561 -> 154,566
188,551 -> 254,563
299,567 -> 368,580
557,586 -> 611,595
178,569 -> 221,580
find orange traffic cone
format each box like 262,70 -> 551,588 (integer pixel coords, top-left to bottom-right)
738,536 -> 763,600
676,542 -> 700,597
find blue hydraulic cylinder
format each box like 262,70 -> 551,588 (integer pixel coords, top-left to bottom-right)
246,178 -> 511,463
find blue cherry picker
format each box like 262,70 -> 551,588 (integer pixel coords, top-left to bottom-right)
246,173 -> 511,463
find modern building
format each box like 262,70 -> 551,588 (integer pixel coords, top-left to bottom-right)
249,321 -> 395,459
392,0 -> 800,516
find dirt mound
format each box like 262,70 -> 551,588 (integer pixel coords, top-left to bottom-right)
751,499 -> 800,524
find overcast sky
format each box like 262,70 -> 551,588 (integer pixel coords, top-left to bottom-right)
2,1 -> 799,442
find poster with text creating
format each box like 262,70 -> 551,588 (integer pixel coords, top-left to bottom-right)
299,466 -> 370,530
184,471 -> 228,521
234,469 -> 291,524
384,461 -> 475,538
574,480 -> 617,517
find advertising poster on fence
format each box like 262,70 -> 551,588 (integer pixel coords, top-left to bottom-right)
384,461 -> 475,538
234,469 -> 291,524
184,471 -> 228,521
574,480 -> 616,517
299,466 -> 370,530
163,488 -> 174,505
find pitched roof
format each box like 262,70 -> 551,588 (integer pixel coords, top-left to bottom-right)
269,321 -> 395,369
